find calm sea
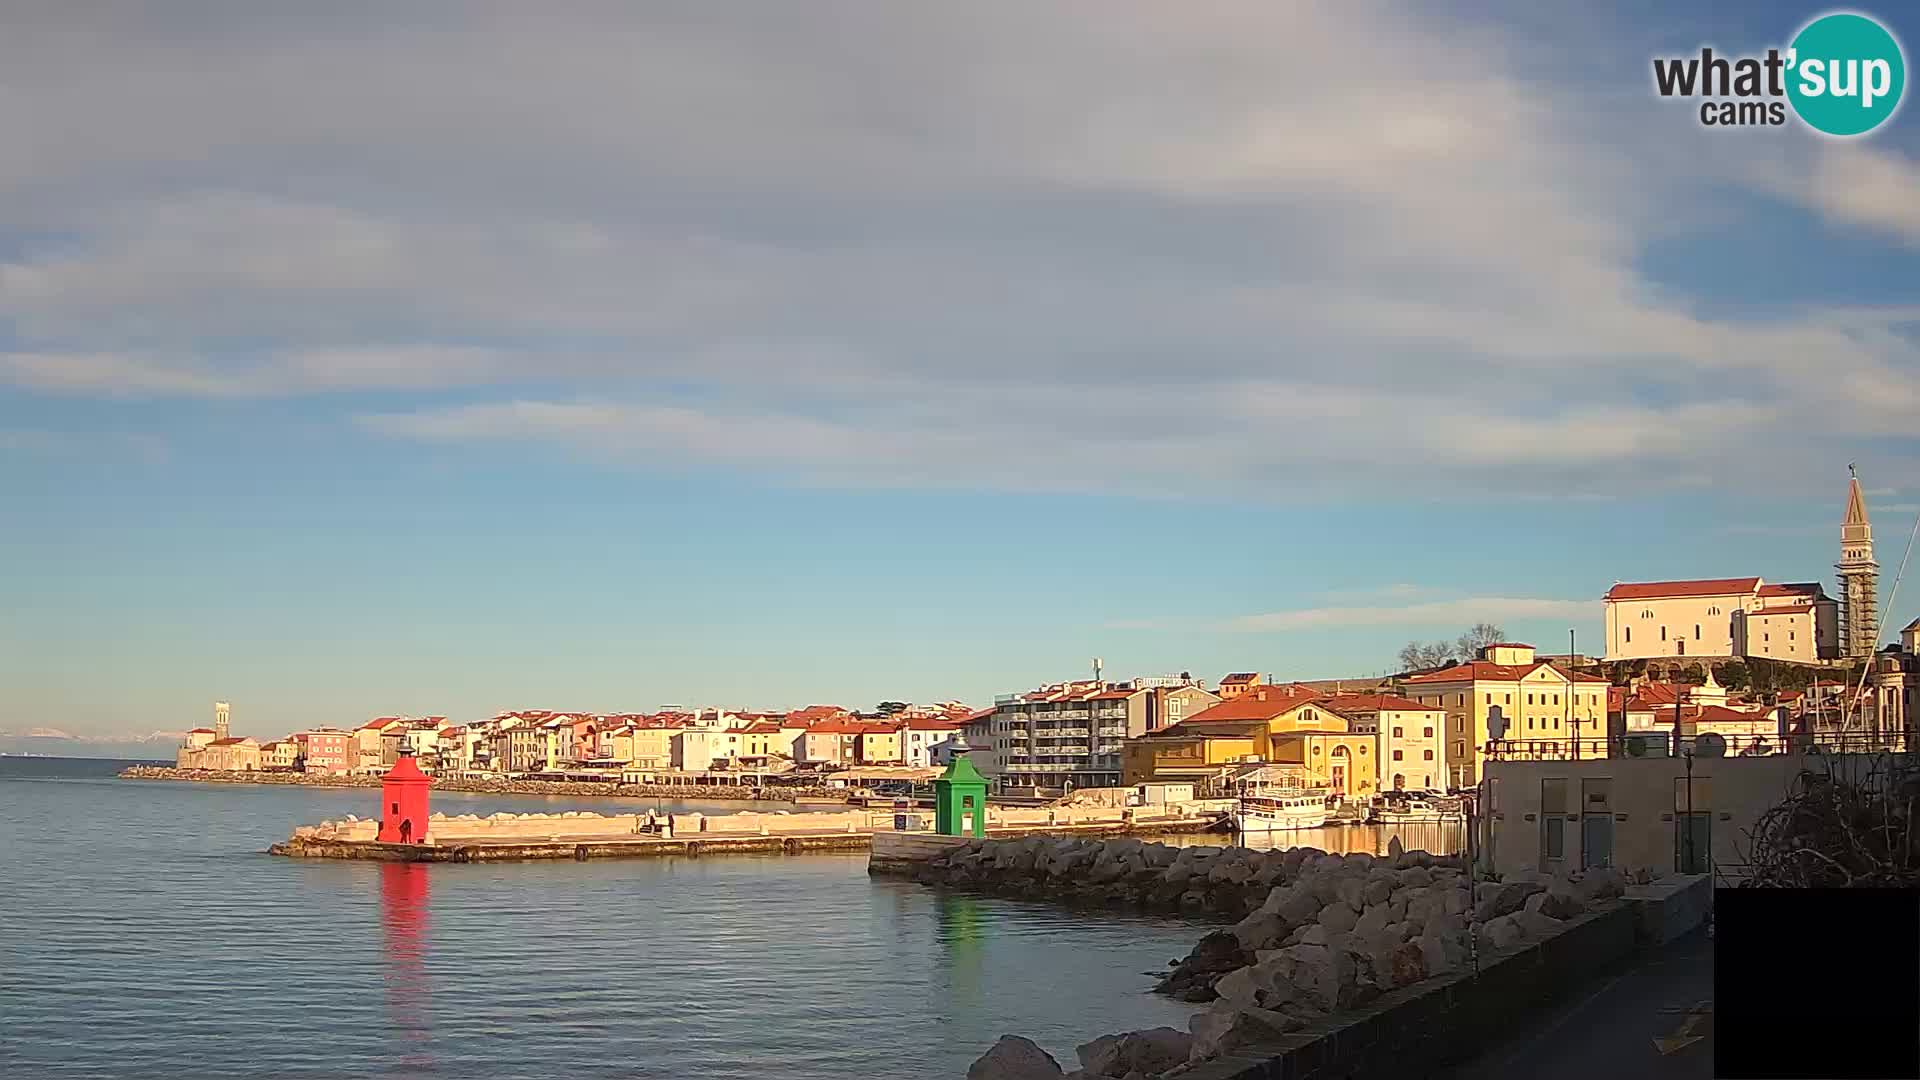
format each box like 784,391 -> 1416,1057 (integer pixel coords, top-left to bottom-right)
0,758 -> 1205,1079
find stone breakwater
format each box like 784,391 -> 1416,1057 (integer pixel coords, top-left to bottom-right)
917,836 -> 1633,1080
117,765 -> 842,803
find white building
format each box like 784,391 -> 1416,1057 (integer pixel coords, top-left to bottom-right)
1602,577 -> 1837,661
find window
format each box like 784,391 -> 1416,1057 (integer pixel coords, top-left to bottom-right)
1392,726 -> 1404,737
1528,693 -> 1535,705
1708,606 -> 1720,616
1393,749 -> 1404,761
1626,627 -> 1632,643
1694,624 -> 1701,640
1661,626 -> 1668,641
1527,718 -> 1535,729
1423,726 -> 1434,737
1424,774 -> 1433,788
1552,694 -> 1559,705
1642,609 -> 1653,619
1423,749 -> 1434,760
1505,694 -> 1512,704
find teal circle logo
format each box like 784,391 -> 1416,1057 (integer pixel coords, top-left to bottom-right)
1787,12 -> 1906,136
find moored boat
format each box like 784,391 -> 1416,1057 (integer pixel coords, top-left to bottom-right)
1371,789 -> 1464,824
1233,789 -> 1333,831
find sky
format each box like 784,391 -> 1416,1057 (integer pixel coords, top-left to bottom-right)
4,2 -> 1919,739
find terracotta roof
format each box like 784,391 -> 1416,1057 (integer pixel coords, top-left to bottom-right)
1484,642 -> 1534,649
1179,685 -> 1324,723
358,716 -> 404,731
807,719 -> 869,735
1698,704 -> 1775,724
1406,660 -> 1607,685
904,718 -> 961,731
1758,582 -> 1825,598
1220,672 -> 1261,684
742,722 -> 784,735
1604,577 -> 1761,601
207,737 -> 253,747
186,728 -> 216,734
1318,693 -> 1441,714
1087,689 -> 1138,701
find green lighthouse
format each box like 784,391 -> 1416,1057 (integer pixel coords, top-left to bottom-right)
933,733 -> 988,837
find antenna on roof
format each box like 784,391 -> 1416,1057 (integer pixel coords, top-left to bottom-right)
1093,657 -> 1103,684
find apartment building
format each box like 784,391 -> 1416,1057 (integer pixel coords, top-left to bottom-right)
983,676 -> 1219,790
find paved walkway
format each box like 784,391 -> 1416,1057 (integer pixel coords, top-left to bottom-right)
1434,927 -> 1714,1080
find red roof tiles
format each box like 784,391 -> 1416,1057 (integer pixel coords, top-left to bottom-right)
1406,660 -> 1608,685
1180,685 -> 1324,723
1604,577 -> 1760,601
1319,693 -> 1442,714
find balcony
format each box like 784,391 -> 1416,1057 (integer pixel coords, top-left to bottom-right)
1036,727 -> 1090,738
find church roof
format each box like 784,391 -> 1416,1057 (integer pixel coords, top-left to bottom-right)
1844,472 -> 1871,528
1605,577 -> 1760,601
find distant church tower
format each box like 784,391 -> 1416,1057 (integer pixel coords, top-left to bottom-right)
214,701 -> 231,742
1838,466 -> 1880,659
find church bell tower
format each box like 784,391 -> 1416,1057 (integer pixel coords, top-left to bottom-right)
1837,466 -> 1880,659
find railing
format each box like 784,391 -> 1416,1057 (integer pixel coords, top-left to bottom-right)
1035,727 -> 1090,738
1484,731 -> 1911,761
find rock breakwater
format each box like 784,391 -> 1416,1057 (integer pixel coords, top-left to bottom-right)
935,836 -> 1633,1080
117,765 -> 843,803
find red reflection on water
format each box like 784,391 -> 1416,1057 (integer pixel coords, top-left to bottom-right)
379,863 -> 434,1071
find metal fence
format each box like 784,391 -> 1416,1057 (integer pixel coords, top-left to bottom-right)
1484,731 -> 1910,761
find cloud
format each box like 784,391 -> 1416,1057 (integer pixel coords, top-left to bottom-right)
1,5 -> 1917,500
1225,597 -> 1594,632
2,346 -> 524,398
1109,595 -> 1593,633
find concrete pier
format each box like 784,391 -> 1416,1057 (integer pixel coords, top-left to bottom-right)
271,809 -> 1230,863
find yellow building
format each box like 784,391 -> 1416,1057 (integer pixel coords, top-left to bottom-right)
855,726 -> 902,765
1401,643 -> 1609,787
1122,685 -> 1376,798
259,740 -> 298,771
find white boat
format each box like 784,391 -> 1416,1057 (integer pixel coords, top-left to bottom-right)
1372,790 -> 1463,824
1233,789 -> 1333,831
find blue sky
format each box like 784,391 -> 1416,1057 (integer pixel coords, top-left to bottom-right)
4,3 -> 1919,738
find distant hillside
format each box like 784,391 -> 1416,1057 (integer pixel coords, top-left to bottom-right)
0,730 -> 180,761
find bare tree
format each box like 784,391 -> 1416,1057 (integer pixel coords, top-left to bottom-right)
1456,622 -> 1508,660
1397,640 -> 1456,673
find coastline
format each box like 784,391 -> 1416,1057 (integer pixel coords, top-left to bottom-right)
117,764 -> 844,804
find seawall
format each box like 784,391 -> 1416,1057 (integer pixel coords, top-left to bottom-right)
270,808 -> 1228,862
119,765 -> 836,803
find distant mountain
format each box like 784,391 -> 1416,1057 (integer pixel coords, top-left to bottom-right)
0,729 -> 182,761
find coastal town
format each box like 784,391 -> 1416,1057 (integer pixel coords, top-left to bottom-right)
170,472 -> 1917,827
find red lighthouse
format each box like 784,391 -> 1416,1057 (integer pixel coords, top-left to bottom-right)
376,755 -> 432,844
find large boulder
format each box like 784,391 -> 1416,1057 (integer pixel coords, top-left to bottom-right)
1511,909 -> 1566,940
1188,1002 -> 1302,1063
969,1036 -> 1064,1080
1318,901 -> 1360,934
1263,884 -> 1322,924
1232,911 -> 1288,952
1075,1027 -> 1193,1078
